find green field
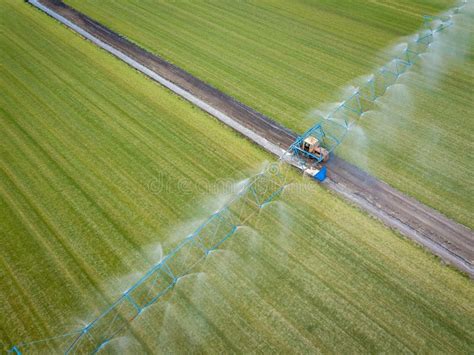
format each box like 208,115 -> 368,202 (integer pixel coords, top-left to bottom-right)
1,0 -> 473,353
123,186 -> 474,353
0,0 -> 269,346
65,0 -> 474,228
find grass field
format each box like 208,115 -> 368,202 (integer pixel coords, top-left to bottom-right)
65,0 -> 474,228
1,0 -> 473,353
0,0 -> 270,346
123,185 -> 474,353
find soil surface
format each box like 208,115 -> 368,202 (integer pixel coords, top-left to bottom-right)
31,0 -> 473,278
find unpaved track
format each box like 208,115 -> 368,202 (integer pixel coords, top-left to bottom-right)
29,0 -> 473,278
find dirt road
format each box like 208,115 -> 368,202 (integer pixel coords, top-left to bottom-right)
29,0 -> 473,278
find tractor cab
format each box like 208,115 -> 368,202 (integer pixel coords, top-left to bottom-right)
302,136 -> 329,162
288,123 -> 342,182
302,136 -> 317,152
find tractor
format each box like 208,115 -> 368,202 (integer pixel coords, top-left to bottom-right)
301,136 -> 329,163
287,123 -> 339,182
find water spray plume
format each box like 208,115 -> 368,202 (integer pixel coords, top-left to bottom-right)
340,85 -> 359,98
143,242 -> 164,265
388,42 -> 409,57
353,73 -> 375,86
